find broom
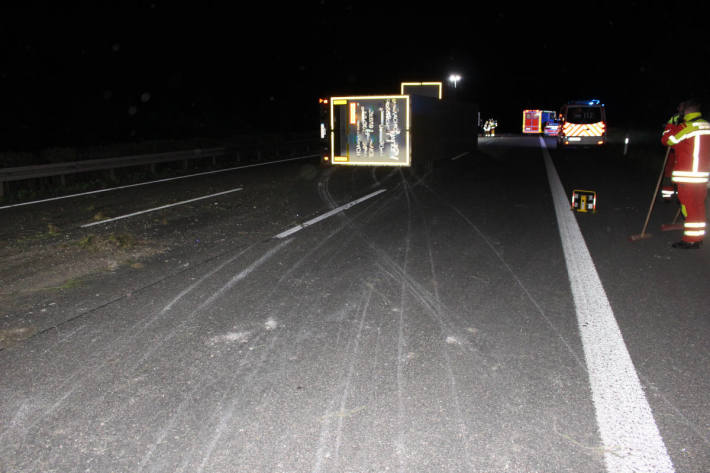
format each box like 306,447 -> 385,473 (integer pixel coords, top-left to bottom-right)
629,146 -> 671,241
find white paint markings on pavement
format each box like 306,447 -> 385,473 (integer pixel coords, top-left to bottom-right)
0,154 -> 319,210
274,188 -> 386,239
451,152 -> 469,161
80,187 -> 243,228
540,137 -> 675,473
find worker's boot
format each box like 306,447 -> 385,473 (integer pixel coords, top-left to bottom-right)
671,240 -> 703,249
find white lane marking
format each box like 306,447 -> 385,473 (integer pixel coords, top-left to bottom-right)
0,154 -> 319,210
274,188 -> 386,239
540,137 -> 674,473
80,187 -> 243,228
451,152 -> 469,161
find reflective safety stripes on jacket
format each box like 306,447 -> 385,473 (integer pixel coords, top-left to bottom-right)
661,112 -> 710,183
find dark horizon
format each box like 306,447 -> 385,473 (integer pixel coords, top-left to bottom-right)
1,2 -> 708,153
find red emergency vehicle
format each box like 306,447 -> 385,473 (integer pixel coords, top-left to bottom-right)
522,110 -> 556,134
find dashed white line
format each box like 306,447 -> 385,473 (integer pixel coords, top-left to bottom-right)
451,152 -> 470,161
540,137 -> 675,473
0,153 -> 319,210
80,187 -> 243,228
274,188 -> 386,239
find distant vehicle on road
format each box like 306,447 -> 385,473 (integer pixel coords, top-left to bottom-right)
557,99 -> 607,146
544,120 -> 560,136
522,109 -> 557,134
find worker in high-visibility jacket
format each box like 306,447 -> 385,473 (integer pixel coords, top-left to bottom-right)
661,99 -> 710,249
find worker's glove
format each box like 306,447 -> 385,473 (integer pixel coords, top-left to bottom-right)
668,114 -> 681,125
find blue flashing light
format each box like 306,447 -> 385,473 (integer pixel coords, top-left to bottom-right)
568,99 -> 603,107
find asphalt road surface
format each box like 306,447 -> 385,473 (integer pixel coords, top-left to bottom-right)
1,135 -> 708,472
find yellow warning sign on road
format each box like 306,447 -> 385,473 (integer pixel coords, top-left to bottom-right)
571,189 -> 596,213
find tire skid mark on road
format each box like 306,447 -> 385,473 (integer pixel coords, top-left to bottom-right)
178,168 -> 434,470
138,330 -> 270,473
1,240 -> 258,398
283,169 -> 407,470
379,186 -> 497,361
254,171 -> 404,469
127,238 -> 292,373
311,286 -> 373,473
332,287 -> 373,466
644,382 -> 710,448
178,262 -> 371,469
418,180 -> 588,371
410,186 -> 475,469
159,244 -> 257,314
0,166 -> 400,468
0,241 -> 286,457
319,170 -> 423,470
319,168 -> 497,360
146,168 -> 419,471
337,174 -> 556,368
174,301 -> 327,471
321,169 -> 505,368
173,183 -> 391,469
179,331 -> 281,473
372,253 -> 495,366
263,289 -> 359,469
395,173 -> 413,473
312,169 -> 418,470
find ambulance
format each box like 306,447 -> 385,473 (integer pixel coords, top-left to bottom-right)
557,100 -> 607,146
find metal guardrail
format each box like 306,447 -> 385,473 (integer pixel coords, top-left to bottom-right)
0,148 -> 227,182
0,137 -> 319,199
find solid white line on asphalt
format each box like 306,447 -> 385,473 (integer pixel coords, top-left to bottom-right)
274,188 -> 386,239
0,154 -> 320,210
540,137 -> 674,473
451,152 -> 469,161
80,187 -> 243,228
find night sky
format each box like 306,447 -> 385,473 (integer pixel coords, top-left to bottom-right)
1,2 -> 708,152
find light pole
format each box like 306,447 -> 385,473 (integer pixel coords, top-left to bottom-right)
448,74 -> 462,88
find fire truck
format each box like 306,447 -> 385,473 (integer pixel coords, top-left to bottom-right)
557,99 -> 607,146
522,109 -> 556,134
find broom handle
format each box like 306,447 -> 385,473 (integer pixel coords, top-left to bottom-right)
640,146 -> 671,236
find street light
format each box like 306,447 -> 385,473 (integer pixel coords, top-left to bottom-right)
448,74 -> 462,88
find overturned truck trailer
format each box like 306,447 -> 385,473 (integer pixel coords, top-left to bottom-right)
322,94 -> 477,169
